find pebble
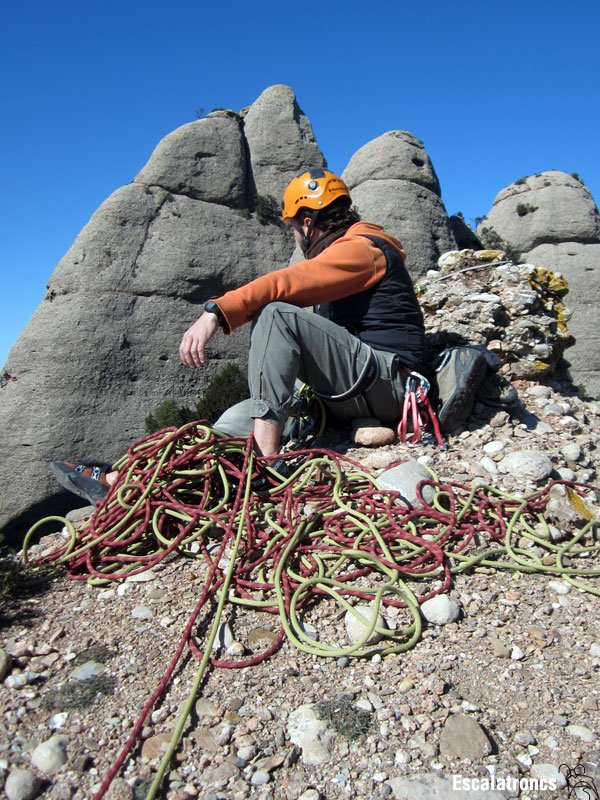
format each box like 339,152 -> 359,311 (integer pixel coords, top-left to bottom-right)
590,643 -> 600,657
352,419 -> 396,447
561,443 -> 582,461
70,661 -> 104,681
530,763 -> 567,789
386,772 -> 506,799
0,647 -> 11,681
510,645 -> 525,660
250,769 -> 270,786
4,768 -> 42,800
287,705 -> 334,765
498,449 -> 553,481
420,595 -> 461,625
439,714 -> 493,760
31,734 -> 69,773
565,724 -> 596,742
131,605 -> 153,620
344,604 -> 387,645
48,712 -> 69,730
483,440 -> 505,454
375,459 -> 435,508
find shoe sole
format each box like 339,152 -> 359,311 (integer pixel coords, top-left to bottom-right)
438,350 -> 487,432
49,462 -> 109,504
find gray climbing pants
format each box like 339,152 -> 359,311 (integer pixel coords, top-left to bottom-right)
214,302 -> 406,437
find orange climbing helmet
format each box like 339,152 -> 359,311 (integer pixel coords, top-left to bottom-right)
282,168 -> 351,222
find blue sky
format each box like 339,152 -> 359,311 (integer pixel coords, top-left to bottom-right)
1,0 -> 598,366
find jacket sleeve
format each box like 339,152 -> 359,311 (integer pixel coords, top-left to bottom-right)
213,236 -> 388,333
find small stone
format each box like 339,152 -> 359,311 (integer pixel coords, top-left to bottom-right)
70,661 -> 104,681
530,763 -> 567,789
439,714 -> 493,760
337,657 -> 350,668
552,714 -> 568,727
511,645 -> 525,660
5,768 -> 42,800
344,604 -> 387,645
125,570 -> 156,583
548,580 -> 571,595
141,732 -> 172,761
287,704 -> 334,765
375,459 -> 435,508
194,699 -> 220,717
131,605 -> 153,620
515,730 -> 536,745
561,443 -> 582,462
483,440 -> 505,454
48,712 -> 69,730
212,621 -> 234,651
498,449 -> 553,482
590,643 -> 600,657
557,467 -> 577,481
0,647 -> 11,681
352,418 -> 396,447
565,724 -> 596,742
250,769 -> 270,786
421,595 -> 461,625
31,734 -> 69,773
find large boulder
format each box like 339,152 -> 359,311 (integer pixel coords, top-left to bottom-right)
478,170 -> 600,254
348,179 -> 456,277
342,132 -> 455,277
0,87 -> 324,537
242,84 -> 326,200
525,242 -> 600,397
135,111 -> 247,205
477,171 -> 600,397
343,131 -> 441,196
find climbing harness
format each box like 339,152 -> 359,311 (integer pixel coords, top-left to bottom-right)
398,371 -> 445,447
22,422 -> 599,799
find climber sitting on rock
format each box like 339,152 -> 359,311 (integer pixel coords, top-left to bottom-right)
51,169 -> 487,503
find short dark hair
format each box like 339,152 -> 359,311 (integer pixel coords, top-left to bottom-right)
296,197 -> 361,233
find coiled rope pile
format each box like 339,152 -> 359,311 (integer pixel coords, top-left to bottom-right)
23,421 -> 600,799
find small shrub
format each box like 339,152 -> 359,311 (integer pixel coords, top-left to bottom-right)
145,399 -> 194,434
314,695 -> 373,740
255,194 -> 280,225
194,362 -> 249,420
145,363 -> 249,434
514,177 -> 527,185
479,226 -> 521,264
42,675 -> 117,711
516,203 -> 538,217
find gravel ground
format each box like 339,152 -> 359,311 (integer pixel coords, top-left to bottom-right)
1,377 -> 599,800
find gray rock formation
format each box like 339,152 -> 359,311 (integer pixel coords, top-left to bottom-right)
343,132 -> 456,276
477,171 -> 600,397
242,84 -> 326,200
0,86 -> 322,536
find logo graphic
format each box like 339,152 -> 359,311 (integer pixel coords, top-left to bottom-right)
560,763 -> 600,799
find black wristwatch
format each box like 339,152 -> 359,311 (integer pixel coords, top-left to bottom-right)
204,300 -> 227,330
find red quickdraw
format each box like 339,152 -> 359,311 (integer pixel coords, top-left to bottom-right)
398,371 -> 445,447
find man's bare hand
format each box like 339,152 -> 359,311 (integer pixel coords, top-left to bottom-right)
179,312 -> 220,368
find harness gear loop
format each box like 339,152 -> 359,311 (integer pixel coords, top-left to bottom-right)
398,371 -> 445,447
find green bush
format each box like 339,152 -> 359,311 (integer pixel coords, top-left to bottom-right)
145,363 -> 249,434
255,194 -> 280,225
479,226 -> 522,264
516,203 -> 538,217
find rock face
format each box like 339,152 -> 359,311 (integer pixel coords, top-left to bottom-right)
2,89 -> 599,535
477,171 -> 600,397
342,131 -> 457,276
0,86 -> 320,535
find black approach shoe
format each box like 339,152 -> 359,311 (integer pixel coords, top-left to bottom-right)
435,347 -> 488,432
50,461 -> 111,504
